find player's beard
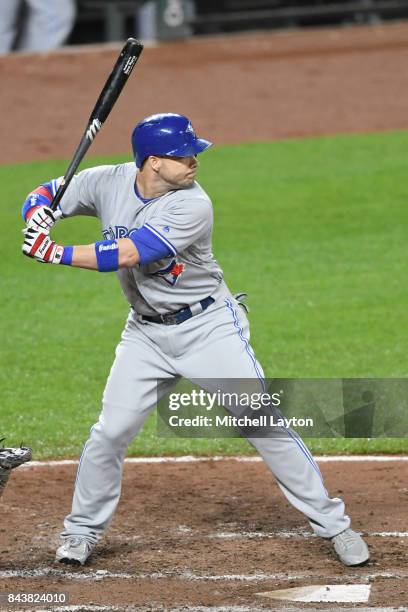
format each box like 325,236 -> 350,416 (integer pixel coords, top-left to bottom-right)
166,171 -> 196,189
156,157 -> 198,190
183,173 -> 196,187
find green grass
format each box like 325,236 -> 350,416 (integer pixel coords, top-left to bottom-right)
1,131 -> 408,457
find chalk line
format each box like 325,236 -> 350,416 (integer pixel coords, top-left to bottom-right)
1,567 -> 407,582
21,454 -> 408,469
207,529 -> 408,540
109,528 -> 408,543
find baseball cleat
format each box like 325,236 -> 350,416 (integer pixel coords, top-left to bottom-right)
55,536 -> 95,566
331,528 -> 370,566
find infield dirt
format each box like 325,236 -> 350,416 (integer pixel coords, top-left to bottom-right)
1,21 -> 408,611
2,459 -> 408,609
2,22 -> 408,164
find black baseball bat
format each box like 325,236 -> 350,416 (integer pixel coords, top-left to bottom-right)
51,38 -> 144,211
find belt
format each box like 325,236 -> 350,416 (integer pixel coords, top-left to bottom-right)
140,296 -> 215,326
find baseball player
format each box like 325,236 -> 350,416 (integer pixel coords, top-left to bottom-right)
21,113 -> 369,568
0,0 -> 76,54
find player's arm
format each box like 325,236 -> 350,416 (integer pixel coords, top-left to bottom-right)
22,231 -> 140,270
21,225 -> 174,271
22,181 -> 63,231
22,168 -> 101,229
72,239 -> 140,270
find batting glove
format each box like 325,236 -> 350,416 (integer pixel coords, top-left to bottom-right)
22,227 -> 64,264
26,206 -> 62,232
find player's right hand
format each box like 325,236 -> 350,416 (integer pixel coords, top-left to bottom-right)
22,227 -> 64,264
26,206 -> 62,232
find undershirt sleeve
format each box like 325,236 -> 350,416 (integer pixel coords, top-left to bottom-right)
128,225 -> 174,265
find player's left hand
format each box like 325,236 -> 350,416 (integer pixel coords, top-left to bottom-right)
22,227 -> 64,264
26,206 -> 62,232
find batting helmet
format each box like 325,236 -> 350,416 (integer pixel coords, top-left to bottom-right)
131,113 -> 212,168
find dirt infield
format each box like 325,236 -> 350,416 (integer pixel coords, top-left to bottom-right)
3,22 -> 408,165
2,21 -> 408,610
1,458 -> 408,610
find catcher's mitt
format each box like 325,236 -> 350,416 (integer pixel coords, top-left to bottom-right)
0,440 -> 32,497
0,443 -> 32,470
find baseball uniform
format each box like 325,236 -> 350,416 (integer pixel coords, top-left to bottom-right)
26,162 -> 350,543
23,114 -> 369,568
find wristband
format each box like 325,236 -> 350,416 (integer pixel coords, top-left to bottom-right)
60,246 -> 73,266
95,240 -> 119,272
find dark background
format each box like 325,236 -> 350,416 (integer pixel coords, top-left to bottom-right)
69,0 -> 408,45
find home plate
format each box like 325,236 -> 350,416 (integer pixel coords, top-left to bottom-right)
256,584 -> 371,603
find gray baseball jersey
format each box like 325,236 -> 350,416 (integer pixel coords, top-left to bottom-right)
59,162 -> 224,315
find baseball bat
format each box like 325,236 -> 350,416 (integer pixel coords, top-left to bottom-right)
51,38 -> 144,211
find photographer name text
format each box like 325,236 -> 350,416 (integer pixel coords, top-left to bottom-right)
167,415 -> 314,428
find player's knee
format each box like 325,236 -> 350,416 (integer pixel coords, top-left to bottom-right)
91,415 -> 141,449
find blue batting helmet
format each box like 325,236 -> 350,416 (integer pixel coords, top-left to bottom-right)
131,113 -> 212,168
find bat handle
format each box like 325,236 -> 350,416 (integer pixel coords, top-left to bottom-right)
51,181 -> 66,212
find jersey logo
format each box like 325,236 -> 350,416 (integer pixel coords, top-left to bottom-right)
102,225 -> 138,240
153,258 -> 185,286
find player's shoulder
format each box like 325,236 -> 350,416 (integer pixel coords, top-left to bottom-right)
186,181 -> 212,203
167,181 -> 212,210
76,161 -> 135,181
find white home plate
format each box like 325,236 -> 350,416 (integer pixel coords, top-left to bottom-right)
256,584 -> 371,603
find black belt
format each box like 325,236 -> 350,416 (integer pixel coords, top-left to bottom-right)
141,296 -> 215,326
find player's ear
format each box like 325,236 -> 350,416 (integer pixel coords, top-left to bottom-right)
149,155 -> 161,172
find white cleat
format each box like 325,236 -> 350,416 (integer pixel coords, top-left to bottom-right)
55,536 -> 95,566
331,528 -> 370,566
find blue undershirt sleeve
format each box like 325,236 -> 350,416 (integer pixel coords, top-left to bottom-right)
128,225 -> 174,265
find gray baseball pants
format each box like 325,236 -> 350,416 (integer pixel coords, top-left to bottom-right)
62,287 -> 350,543
0,0 -> 76,54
